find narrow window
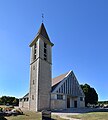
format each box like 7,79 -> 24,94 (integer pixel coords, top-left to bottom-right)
33,80 -> 35,85
57,94 -> 63,100
44,42 -> 47,48
44,57 -> 47,61
33,65 -> 35,70
44,48 -> 47,54
80,97 -> 83,101
34,43 -> 37,60
44,54 -> 47,57
44,42 -> 47,61
32,95 -> 34,100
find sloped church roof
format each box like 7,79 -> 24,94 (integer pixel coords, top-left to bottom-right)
52,72 -> 68,86
51,71 -> 85,96
21,71 -> 85,99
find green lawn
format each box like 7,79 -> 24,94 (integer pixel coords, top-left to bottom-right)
2,107 -> 108,120
69,112 -> 108,120
4,111 -> 64,120
0,105 -> 64,120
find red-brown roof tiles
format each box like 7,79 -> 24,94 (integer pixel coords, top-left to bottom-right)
52,72 -> 68,86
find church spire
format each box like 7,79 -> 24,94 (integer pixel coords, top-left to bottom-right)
37,23 -> 50,41
29,23 -> 54,47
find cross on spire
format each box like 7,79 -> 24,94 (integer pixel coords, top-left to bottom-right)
42,13 -> 44,23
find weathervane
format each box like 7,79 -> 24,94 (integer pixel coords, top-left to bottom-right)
42,13 -> 44,23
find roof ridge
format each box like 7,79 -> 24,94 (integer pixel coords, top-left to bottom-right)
52,72 -> 69,86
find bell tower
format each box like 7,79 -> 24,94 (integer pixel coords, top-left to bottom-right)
29,23 -> 54,111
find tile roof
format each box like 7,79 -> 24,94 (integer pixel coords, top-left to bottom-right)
52,72 -> 68,86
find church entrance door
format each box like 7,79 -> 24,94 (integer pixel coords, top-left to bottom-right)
67,97 -> 70,108
74,100 -> 77,108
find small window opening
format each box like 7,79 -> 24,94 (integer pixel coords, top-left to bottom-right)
44,42 -> 47,61
57,94 -> 63,100
32,95 -> 34,100
33,80 -> 35,85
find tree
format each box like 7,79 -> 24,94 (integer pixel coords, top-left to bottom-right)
80,84 -> 98,106
12,98 -> 19,106
0,96 -> 7,105
0,96 -> 19,106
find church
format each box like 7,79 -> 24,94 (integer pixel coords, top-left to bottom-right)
19,23 -> 85,111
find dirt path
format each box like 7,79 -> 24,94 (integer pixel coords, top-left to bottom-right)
59,115 -> 80,120
52,113 -> 80,120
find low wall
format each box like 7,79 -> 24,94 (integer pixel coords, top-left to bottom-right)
51,99 -> 66,110
80,101 -> 85,108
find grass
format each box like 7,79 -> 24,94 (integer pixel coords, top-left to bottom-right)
68,112 -> 108,120
52,115 -> 66,120
0,105 -> 64,120
0,105 -> 7,108
2,108 -> 108,120
5,111 -> 41,120
4,111 -> 64,120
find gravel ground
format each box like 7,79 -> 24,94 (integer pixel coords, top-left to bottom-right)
52,108 -> 108,120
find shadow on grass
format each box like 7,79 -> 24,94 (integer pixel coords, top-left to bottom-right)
92,108 -> 108,112
0,116 -> 7,120
0,113 -> 23,119
52,108 -> 108,114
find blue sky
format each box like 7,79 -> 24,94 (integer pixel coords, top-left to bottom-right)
0,0 -> 108,101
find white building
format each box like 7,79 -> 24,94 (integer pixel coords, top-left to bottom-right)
19,23 -> 85,111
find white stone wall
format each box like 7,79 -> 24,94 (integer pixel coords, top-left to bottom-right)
29,36 -> 52,111
19,101 -> 29,109
78,97 -> 85,108
70,97 -> 85,108
79,101 -> 85,107
51,94 -> 66,110
19,101 -> 23,108
37,40 -> 52,110
29,61 -> 38,111
51,100 -> 66,110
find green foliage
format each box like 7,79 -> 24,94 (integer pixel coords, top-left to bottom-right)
98,101 -> 108,104
0,96 -> 19,106
80,84 -> 98,106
